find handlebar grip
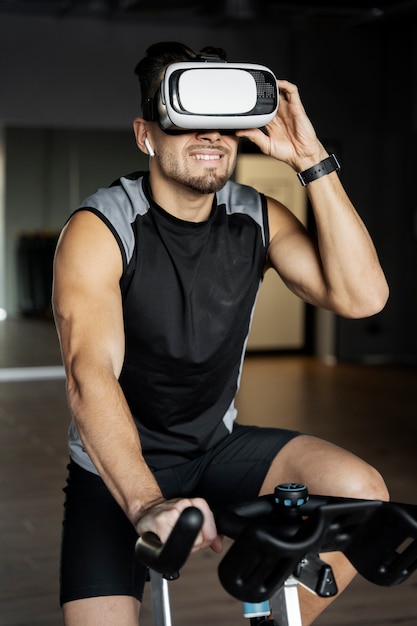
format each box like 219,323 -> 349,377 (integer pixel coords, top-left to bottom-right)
135,506 -> 204,579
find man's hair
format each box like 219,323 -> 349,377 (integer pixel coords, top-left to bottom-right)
134,42 -> 228,112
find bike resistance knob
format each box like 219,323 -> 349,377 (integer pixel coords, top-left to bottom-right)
274,483 -> 309,509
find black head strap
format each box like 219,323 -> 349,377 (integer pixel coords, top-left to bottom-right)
195,46 -> 227,62
143,97 -> 159,121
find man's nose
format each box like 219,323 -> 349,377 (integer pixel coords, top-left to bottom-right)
195,129 -> 223,141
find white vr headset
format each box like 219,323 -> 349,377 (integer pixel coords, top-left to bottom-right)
143,61 -> 278,132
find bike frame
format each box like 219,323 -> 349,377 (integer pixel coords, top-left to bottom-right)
148,570 -> 303,626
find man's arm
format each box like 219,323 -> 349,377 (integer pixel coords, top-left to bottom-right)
53,211 -> 220,549
237,80 -> 389,319
265,178 -> 388,318
53,210 -> 163,521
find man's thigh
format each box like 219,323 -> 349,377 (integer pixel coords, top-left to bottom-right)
158,424 -> 301,508
60,461 -> 148,607
259,434 -> 389,501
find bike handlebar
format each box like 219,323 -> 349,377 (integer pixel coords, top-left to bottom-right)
135,489 -> 417,603
135,506 -> 204,580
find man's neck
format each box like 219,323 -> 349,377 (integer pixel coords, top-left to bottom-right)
148,172 -> 215,223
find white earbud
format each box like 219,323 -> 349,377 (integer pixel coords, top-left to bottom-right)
144,137 -> 155,157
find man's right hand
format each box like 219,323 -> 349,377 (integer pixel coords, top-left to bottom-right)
135,497 -> 223,554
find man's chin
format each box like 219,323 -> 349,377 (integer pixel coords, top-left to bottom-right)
186,172 -> 229,194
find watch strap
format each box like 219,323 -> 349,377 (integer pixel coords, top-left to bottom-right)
297,154 -> 341,187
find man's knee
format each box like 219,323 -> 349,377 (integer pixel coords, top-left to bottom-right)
343,462 -> 390,502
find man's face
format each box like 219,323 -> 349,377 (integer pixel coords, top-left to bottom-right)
150,126 -> 239,195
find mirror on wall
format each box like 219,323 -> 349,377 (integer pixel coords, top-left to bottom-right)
0,126 -> 146,371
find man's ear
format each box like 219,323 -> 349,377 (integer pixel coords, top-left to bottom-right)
133,118 -> 153,156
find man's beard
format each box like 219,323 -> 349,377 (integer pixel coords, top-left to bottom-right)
158,151 -> 236,194
182,168 -> 231,194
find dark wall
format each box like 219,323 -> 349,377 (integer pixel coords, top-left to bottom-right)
291,18 -> 417,362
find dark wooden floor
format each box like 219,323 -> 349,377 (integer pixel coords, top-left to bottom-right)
0,318 -> 417,625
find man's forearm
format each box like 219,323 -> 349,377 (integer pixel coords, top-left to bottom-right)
67,369 -> 164,527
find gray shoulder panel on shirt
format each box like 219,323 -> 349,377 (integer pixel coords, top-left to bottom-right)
217,180 -> 266,245
79,175 -> 150,265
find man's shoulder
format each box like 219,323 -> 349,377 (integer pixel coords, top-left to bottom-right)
79,172 -> 149,219
108,171 -> 148,188
217,179 -> 264,216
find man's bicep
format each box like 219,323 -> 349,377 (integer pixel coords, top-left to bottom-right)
52,211 -> 125,378
266,198 -> 327,306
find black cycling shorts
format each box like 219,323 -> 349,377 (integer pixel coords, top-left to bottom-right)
60,423 -> 300,605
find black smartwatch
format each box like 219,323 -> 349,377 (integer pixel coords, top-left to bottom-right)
297,154 -> 341,187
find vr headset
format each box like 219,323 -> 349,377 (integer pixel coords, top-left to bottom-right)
143,61 -> 278,133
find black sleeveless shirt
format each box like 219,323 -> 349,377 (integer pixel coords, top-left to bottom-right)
68,172 -> 269,473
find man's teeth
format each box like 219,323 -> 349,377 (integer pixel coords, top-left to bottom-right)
191,154 -> 221,160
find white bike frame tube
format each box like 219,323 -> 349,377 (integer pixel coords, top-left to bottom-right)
149,570 -> 172,626
270,577 -> 303,626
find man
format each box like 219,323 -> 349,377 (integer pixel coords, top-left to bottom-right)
52,42 -> 389,625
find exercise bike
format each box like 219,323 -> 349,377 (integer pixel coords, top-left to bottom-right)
136,484 -> 417,626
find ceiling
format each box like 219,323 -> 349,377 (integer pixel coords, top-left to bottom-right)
1,0 -> 416,30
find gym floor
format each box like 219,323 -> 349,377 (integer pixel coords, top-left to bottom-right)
0,318 -> 416,626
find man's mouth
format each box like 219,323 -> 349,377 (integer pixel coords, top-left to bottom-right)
190,153 -> 222,161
